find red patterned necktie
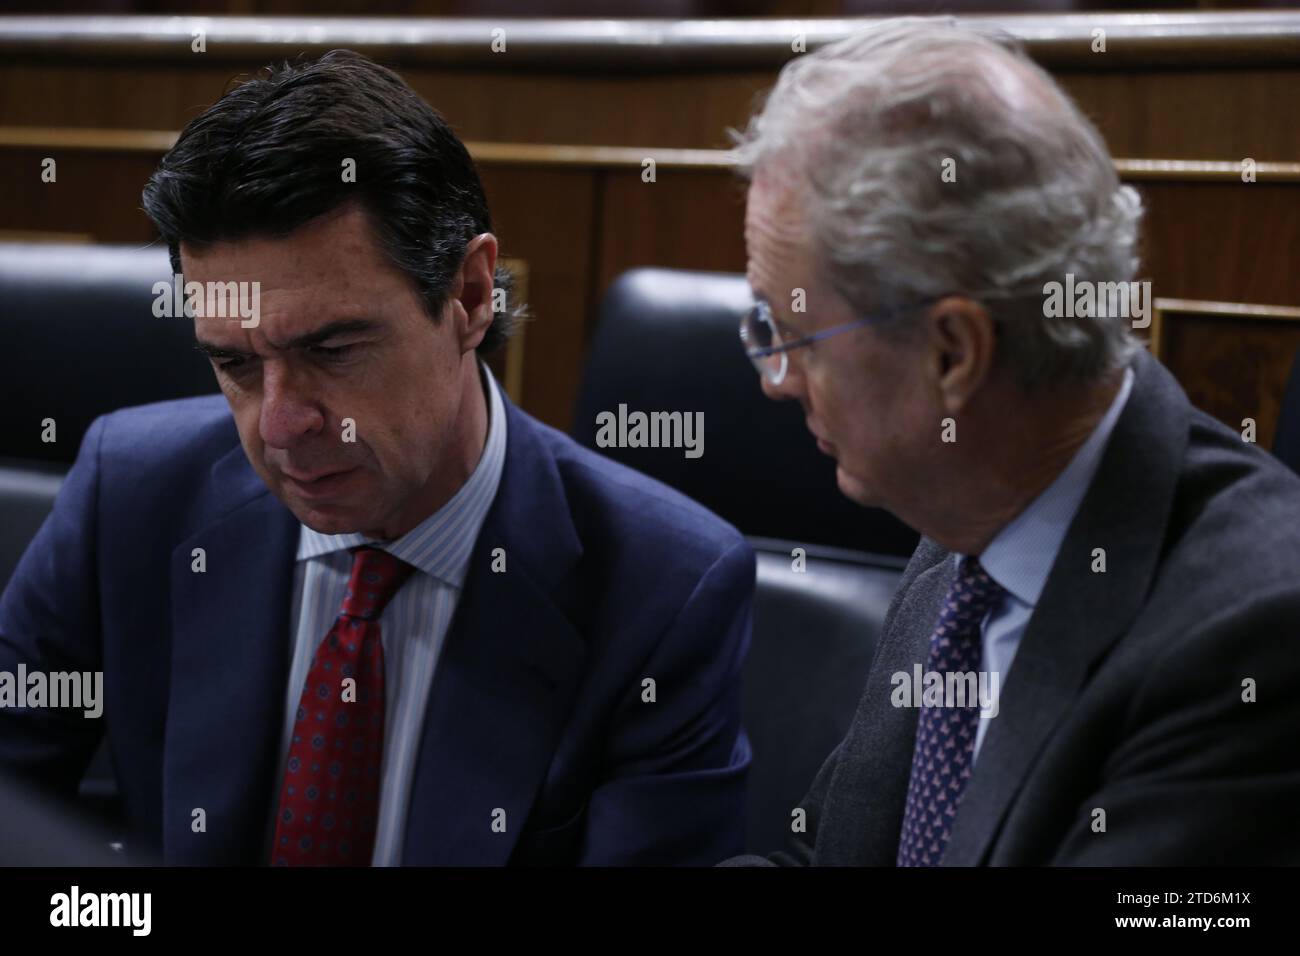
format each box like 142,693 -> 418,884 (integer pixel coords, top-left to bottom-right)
271,546 -> 416,866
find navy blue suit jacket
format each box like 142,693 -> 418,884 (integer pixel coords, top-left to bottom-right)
0,393 -> 754,865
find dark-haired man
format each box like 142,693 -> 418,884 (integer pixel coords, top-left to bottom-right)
0,50 -> 753,866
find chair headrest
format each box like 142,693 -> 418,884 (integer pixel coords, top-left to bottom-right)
572,268 -> 918,556
0,242 -> 219,464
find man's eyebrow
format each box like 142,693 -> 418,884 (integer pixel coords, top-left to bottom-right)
193,341 -> 246,359
193,319 -> 383,359
281,319 -> 382,349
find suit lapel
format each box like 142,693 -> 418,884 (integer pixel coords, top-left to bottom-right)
401,399 -> 587,865
942,350 -> 1190,865
164,444 -> 299,865
822,552 -> 955,864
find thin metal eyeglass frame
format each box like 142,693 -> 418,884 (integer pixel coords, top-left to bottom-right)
740,295 -> 944,385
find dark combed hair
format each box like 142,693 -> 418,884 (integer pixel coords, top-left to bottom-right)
142,48 -> 523,354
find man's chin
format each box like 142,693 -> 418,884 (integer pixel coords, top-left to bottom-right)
298,512 -> 362,535
286,498 -> 365,535
835,465 -> 881,509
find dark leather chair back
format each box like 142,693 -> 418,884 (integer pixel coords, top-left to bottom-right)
0,241 -> 223,827
576,268 -> 914,855
572,268 -> 918,557
0,242 -> 218,467
744,543 -> 903,855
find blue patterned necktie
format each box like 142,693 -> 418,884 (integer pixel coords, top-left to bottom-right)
896,555 -> 1006,867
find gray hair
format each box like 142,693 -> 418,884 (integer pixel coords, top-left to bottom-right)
733,17 -> 1144,388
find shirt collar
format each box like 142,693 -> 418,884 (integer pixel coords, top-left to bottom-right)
956,365 -> 1134,608
295,360 -> 508,588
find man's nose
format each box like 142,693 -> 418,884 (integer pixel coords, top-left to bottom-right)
759,357 -> 805,403
259,363 -> 325,448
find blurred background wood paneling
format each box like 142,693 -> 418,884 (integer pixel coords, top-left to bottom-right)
1155,301 -> 1300,450
2,12 -> 1298,434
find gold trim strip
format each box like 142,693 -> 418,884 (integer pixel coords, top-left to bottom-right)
1150,297 -> 1300,361
3,128 -> 1299,182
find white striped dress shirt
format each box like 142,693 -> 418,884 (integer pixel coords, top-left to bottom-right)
268,362 -> 507,865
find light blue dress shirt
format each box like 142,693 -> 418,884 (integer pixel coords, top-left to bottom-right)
958,366 -> 1134,764
269,362 -> 507,865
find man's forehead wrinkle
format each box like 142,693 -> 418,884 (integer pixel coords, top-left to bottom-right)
747,178 -> 814,286
259,282 -> 364,325
197,307 -> 362,355
185,228 -> 379,289
745,207 -> 795,294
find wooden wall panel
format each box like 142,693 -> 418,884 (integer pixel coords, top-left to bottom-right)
477,165 -> 598,427
0,62 -> 247,130
1137,181 -> 1300,306
1058,69 -> 1300,161
2,147 -> 158,241
0,60 -> 772,150
396,69 -> 771,150
594,168 -> 748,334
1161,310 -> 1300,449
4,13 -> 1300,158
5,60 -> 1300,159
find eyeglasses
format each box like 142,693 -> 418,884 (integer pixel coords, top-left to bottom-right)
739,295 -> 943,385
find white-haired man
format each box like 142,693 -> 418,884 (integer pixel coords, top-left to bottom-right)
722,18 -> 1300,866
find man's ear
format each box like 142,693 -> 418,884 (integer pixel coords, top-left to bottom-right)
450,233 -> 499,353
923,296 -> 996,415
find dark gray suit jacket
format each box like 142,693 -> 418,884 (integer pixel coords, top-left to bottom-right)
725,348 -> 1300,865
